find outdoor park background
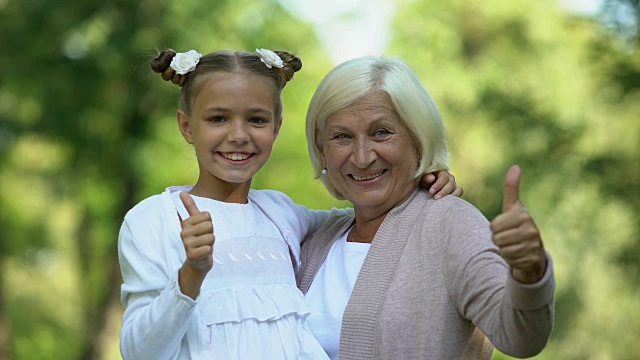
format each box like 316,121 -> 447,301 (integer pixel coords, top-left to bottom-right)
0,0 -> 638,359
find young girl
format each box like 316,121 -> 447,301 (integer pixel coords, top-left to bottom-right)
118,48 -> 459,359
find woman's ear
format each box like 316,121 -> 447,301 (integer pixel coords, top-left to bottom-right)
318,146 -> 327,169
177,110 -> 194,144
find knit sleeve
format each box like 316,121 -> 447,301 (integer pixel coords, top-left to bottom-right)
441,199 -> 555,358
118,218 -> 197,360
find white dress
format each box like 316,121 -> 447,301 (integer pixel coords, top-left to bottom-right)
119,186 -> 339,360
178,191 -> 326,359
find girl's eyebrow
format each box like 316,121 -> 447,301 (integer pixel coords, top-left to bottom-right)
247,108 -> 273,115
202,106 -> 230,113
202,107 -> 272,115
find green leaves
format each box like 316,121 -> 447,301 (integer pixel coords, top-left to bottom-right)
391,1 -> 640,359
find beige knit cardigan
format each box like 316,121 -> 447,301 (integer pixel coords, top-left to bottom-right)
297,189 -> 555,360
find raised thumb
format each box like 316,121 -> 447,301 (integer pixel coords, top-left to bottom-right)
503,165 -> 521,212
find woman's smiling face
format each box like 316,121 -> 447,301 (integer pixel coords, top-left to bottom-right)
319,91 -> 420,216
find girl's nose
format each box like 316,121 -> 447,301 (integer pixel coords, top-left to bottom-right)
228,121 -> 249,143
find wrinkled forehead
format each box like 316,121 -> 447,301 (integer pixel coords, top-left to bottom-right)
329,91 -> 396,120
332,91 -> 395,116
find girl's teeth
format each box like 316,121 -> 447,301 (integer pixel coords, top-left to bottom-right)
224,154 -> 249,161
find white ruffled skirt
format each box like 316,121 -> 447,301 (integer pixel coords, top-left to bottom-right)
197,283 -> 328,359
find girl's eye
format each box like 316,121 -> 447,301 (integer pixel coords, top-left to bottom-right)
208,116 -> 225,123
373,128 -> 391,137
249,117 -> 267,124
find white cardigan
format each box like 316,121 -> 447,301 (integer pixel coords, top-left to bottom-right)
118,186 -> 343,359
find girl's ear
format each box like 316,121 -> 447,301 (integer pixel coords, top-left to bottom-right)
177,110 -> 194,144
273,116 -> 283,139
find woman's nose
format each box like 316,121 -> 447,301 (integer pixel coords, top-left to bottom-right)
352,138 -> 375,168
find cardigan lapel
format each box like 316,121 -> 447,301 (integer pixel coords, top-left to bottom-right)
339,189 -> 428,359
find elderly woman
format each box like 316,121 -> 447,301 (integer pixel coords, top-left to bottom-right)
298,57 -> 555,359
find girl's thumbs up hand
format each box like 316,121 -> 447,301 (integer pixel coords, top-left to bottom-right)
179,192 -> 215,273
178,191 -> 215,299
490,166 -> 547,284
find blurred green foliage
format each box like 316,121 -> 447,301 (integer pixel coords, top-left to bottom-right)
389,1 -> 640,359
0,0 -> 638,359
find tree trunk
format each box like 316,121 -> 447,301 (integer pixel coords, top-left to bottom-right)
0,266 -> 11,360
80,174 -> 137,360
85,258 -> 124,360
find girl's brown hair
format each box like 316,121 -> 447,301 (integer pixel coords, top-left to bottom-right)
151,49 -> 302,117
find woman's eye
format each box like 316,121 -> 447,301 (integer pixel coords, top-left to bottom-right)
373,128 -> 391,137
332,133 -> 351,140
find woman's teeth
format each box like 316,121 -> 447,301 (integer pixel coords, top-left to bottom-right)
352,171 -> 384,181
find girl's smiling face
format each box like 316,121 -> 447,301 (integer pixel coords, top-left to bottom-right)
178,72 -> 281,199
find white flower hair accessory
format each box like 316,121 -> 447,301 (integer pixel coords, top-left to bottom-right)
170,50 -> 203,75
256,48 -> 284,69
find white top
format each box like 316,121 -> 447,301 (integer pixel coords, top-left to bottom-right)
305,229 -> 371,360
118,186 -> 347,360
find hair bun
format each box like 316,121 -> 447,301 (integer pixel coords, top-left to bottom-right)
274,50 -> 302,87
151,49 -> 187,86
151,49 -> 176,74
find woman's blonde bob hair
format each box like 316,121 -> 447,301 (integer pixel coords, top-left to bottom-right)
306,56 -> 449,199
